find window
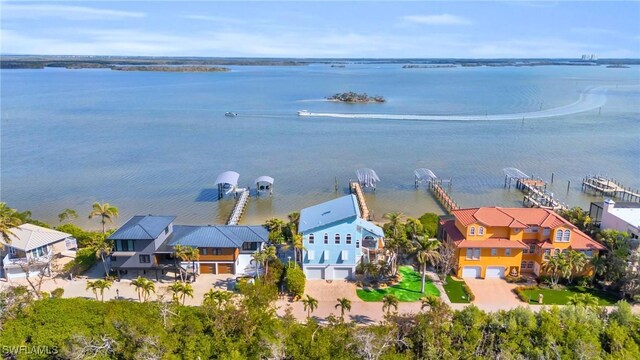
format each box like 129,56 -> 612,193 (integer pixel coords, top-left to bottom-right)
555,230 -> 563,242
346,234 -> 352,244
470,227 -> 476,236
341,250 -> 348,260
356,240 -> 360,249
543,228 -> 550,236
164,226 -> 169,235
527,261 -> 534,269
479,227 -> 485,235
115,240 -> 134,252
242,242 -> 258,251
505,248 -> 511,256
8,247 -> 16,255
525,226 -> 539,233
544,249 -> 551,259
201,248 -> 208,255
324,233 -> 329,244
212,249 -> 222,255
563,230 -> 570,242
139,255 -> 151,263
521,260 -> 527,268
583,250 -> 593,257
335,234 -> 341,244
529,244 -> 536,254
30,246 -> 48,258
307,250 -> 315,261
65,237 -> 78,250
491,248 -> 497,256
554,249 -> 561,255
466,248 -> 480,260
309,234 -> 315,244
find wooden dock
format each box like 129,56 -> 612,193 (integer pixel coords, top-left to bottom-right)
429,180 -> 459,213
582,176 -> 640,202
350,181 -> 371,220
227,189 -> 249,225
516,178 -> 567,211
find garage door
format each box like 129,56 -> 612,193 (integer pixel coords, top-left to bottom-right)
333,267 -> 353,280
200,264 -> 216,274
486,266 -> 505,278
462,266 -> 481,278
305,267 -> 325,280
218,263 -> 234,274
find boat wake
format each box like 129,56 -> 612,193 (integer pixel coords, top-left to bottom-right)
299,86 -> 609,121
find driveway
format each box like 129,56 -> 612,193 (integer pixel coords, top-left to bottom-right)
464,278 -> 523,310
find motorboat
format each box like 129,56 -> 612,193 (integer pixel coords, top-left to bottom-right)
225,112 -> 238,117
297,110 -> 311,116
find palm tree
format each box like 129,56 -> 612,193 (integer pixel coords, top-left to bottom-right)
173,245 -> 194,282
567,294 -> 583,306
383,212 -> 404,238
130,276 -> 146,302
414,238 -> 442,293
265,218 -> 286,244
589,255 -> 607,285
58,208 -> 78,223
0,203 -> 22,245
88,202 -> 119,234
421,295 -> 441,311
262,245 -> 277,277
567,250 -> 588,284
251,251 -> 266,279
180,282 -> 194,305
542,253 -> 569,287
168,282 -> 184,303
90,233 -> 113,277
382,294 -> 399,315
302,295 -> 318,319
335,297 -> 352,321
184,246 -> 200,280
203,289 -> 233,309
130,277 -> 155,302
287,212 -> 300,232
405,218 -> 424,240
86,279 -> 112,302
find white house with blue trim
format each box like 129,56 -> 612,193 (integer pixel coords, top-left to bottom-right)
299,195 -> 384,280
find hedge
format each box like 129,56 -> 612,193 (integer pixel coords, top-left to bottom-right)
462,283 -> 475,301
285,265 -> 306,299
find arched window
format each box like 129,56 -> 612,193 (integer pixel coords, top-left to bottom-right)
470,227 -> 476,236
323,233 -> 328,244
335,234 -> 341,244
479,227 -> 485,235
555,230 -> 563,241
563,230 -> 570,242
309,234 -> 315,244
346,234 -> 352,244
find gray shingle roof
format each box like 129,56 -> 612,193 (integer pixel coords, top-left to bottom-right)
168,225 -> 268,248
108,215 -> 176,240
298,195 -> 360,233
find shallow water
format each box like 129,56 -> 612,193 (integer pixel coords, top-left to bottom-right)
1,64 -> 639,229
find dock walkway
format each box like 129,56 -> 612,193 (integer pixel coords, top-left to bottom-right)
227,189 -> 249,225
582,176 -> 640,202
350,181 -> 371,220
429,180 -> 459,213
503,168 -> 567,211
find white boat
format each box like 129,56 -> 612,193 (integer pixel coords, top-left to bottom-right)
225,112 -> 238,117
297,110 -> 311,116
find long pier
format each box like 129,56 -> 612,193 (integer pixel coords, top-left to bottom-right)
227,189 -> 250,225
582,176 -> 640,202
350,181 -> 371,220
503,168 -> 567,211
429,179 -> 459,213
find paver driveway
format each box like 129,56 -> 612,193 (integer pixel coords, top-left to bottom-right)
464,278 -> 523,310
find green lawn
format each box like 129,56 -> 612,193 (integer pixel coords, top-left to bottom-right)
357,266 -> 440,302
442,276 -> 471,303
520,286 -> 621,305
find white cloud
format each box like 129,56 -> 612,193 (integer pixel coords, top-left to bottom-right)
2,4 -> 146,20
403,14 -> 471,26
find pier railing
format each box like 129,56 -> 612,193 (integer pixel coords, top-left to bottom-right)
582,176 -> 640,202
429,179 -> 459,213
227,189 -> 250,225
350,181 -> 371,220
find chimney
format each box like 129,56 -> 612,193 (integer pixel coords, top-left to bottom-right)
603,199 -> 615,214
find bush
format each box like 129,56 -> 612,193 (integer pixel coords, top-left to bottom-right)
514,286 -> 538,303
285,265 -> 306,299
505,275 -> 527,284
51,288 -> 64,299
575,276 -> 590,287
265,258 -> 285,289
419,213 -> 439,237
462,284 -> 475,301
63,247 -> 97,275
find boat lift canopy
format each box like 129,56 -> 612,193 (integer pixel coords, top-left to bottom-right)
255,176 -> 274,194
215,171 -> 240,187
503,167 -> 529,180
414,168 -> 438,184
356,168 -> 380,188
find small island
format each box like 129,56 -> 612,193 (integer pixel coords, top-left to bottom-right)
110,65 -> 230,72
327,92 -> 385,103
402,64 -> 456,69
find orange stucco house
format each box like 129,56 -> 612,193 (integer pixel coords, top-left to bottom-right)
440,207 -> 605,279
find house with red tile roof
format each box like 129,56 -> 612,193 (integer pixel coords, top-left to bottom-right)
440,207 -> 605,279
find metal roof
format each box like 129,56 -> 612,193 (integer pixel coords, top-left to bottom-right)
503,167 -> 529,180
108,215 -> 176,240
299,195 -> 360,233
255,176 -> 274,184
1,224 -> 72,251
168,225 -> 268,248
215,171 -> 240,186
355,218 -> 385,237
414,168 -> 437,182
356,168 -> 380,188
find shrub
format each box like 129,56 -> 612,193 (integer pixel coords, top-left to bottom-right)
462,284 -> 475,301
63,248 -> 97,275
514,286 -> 538,303
265,258 -> 285,289
51,288 -> 64,299
419,213 -> 439,237
575,276 -> 590,287
285,265 -> 306,299
505,275 -> 527,284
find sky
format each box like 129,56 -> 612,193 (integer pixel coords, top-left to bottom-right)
1,1 -> 639,58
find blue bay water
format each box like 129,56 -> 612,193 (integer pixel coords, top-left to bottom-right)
1,64 -> 639,229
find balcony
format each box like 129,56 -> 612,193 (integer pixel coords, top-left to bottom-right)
2,253 -> 52,269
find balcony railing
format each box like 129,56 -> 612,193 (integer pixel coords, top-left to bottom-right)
2,253 -> 52,268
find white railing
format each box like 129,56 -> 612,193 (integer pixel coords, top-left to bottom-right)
2,253 -> 52,268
